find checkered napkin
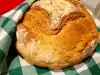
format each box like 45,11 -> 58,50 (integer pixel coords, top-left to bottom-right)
0,0 -> 100,75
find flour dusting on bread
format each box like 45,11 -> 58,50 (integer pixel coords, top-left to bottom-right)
33,0 -> 80,29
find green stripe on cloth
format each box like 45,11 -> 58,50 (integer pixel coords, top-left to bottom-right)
73,62 -> 92,75
1,17 -> 11,28
0,3 -> 30,38
26,0 -> 36,5
35,66 -> 52,75
85,58 -> 100,75
0,16 -> 16,37
15,3 -> 29,13
95,43 -> 100,53
1,18 -> 16,37
0,27 -> 2,32
0,59 -> 8,75
97,63 -> 100,69
21,66 -> 38,75
9,67 -> 23,75
0,50 -> 6,64
0,16 -> 7,26
63,67 -> 79,75
18,56 -> 38,75
79,70 -> 92,75
7,56 -> 17,68
0,33 -> 12,55
97,28 -> 100,32
8,57 -> 23,75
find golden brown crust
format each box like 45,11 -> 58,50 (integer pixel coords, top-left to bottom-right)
23,6 -> 60,35
16,0 -> 99,69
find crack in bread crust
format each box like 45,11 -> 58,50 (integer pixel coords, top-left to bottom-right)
32,0 -> 81,30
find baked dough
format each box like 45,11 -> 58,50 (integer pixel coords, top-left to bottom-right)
16,0 -> 99,69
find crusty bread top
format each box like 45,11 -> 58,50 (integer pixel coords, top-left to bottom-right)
32,0 -> 80,30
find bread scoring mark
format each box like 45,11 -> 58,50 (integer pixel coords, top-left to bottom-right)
59,12 -> 85,29
32,0 -> 81,30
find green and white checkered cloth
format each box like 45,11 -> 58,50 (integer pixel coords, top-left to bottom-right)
0,0 -> 100,75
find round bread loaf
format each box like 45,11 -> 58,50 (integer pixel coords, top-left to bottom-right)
16,0 -> 99,69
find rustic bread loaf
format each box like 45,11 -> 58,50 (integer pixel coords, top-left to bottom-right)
16,0 -> 99,69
